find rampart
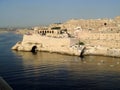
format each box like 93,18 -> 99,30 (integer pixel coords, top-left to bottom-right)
12,34 -> 85,56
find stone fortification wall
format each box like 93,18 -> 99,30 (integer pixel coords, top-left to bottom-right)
22,34 -> 78,48
78,31 -> 120,48
61,16 -> 120,57
75,30 -> 120,57
12,16 -> 120,57
63,16 -> 120,35
64,16 -> 120,50
13,34 -> 80,55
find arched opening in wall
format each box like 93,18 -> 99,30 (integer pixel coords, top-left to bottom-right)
31,46 -> 37,52
52,31 -> 54,33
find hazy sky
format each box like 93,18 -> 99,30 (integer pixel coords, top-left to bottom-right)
0,0 -> 120,27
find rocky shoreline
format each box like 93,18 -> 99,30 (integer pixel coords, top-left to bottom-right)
83,46 -> 120,58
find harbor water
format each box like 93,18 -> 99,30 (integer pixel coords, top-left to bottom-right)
0,32 -> 120,90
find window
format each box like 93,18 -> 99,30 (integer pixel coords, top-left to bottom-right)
52,31 -> 54,33
104,23 -> 107,26
51,27 -> 61,30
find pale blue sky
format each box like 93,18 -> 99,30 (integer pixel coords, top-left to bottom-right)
0,0 -> 120,27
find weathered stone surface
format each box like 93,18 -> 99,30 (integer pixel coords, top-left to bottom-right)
12,34 -> 84,56
12,16 -> 120,57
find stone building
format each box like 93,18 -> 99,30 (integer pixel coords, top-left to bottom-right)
32,16 -> 120,49
56,16 -> 120,49
33,23 -> 69,38
63,16 -> 119,35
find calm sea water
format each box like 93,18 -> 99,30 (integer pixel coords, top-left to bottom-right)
0,32 -> 120,90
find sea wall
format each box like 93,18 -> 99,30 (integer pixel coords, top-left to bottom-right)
12,34 -> 84,56
78,32 -> 120,48
12,33 -> 120,57
75,31 -> 120,57
22,34 -> 78,48
84,46 -> 120,57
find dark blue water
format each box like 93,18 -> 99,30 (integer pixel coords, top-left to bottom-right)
0,32 -> 120,90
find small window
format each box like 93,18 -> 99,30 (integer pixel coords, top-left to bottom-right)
52,31 -> 54,33
104,23 -> 107,26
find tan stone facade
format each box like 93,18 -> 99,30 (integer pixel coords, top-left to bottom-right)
12,16 -> 120,57
77,31 -> 120,48
33,24 -> 68,37
32,16 -> 120,49
58,16 -> 120,49
12,33 -> 85,56
63,16 -> 120,34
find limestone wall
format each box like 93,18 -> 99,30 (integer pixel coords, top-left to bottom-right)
20,34 -> 79,53
12,16 -> 120,57
12,33 -> 83,56
22,34 -> 78,47
77,31 -> 120,48
63,16 -> 120,35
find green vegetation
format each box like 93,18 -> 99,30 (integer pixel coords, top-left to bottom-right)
77,41 -> 85,45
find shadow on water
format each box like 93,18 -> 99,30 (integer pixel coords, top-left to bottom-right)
32,51 -> 37,55
31,46 -> 37,52
80,56 -> 84,62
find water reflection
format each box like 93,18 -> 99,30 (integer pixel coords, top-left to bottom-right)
13,51 -> 120,73
12,51 -> 81,67
12,51 -> 120,90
